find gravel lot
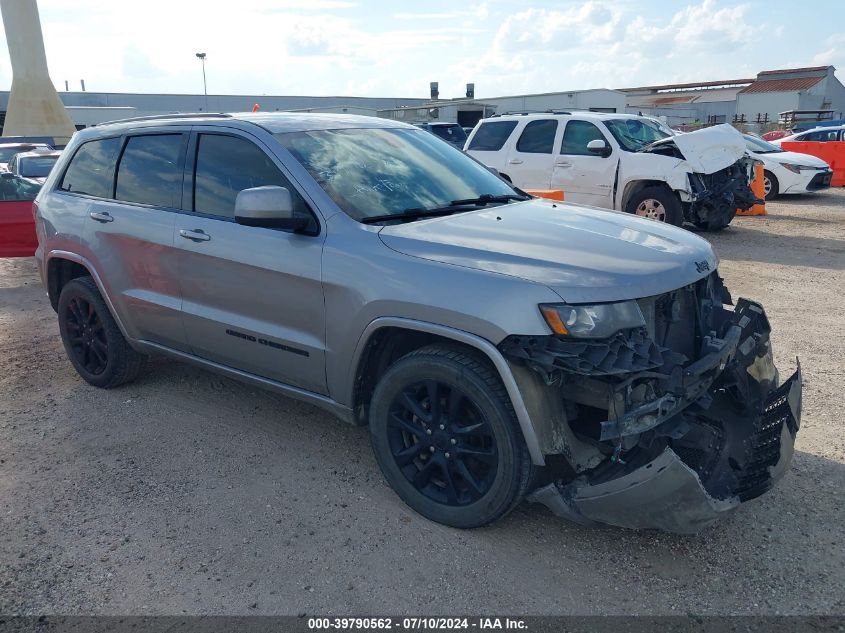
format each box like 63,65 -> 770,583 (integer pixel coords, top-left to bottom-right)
1,190 -> 843,616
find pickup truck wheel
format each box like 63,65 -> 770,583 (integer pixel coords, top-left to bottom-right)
626,186 -> 683,226
369,345 -> 533,528
57,276 -> 144,389
763,170 -> 779,200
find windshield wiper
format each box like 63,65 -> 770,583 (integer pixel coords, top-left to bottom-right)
449,193 -> 530,205
360,193 -> 530,225
360,207 -> 467,225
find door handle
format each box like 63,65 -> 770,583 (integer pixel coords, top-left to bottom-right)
89,211 -> 114,223
508,159 -> 524,165
179,229 -> 211,242
555,160 -> 573,168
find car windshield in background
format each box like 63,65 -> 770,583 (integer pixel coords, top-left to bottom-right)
20,156 -> 59,177
431,125 -> 468,144
276,127 -> 516,221
744,135 -> 784,154
604,118 -> 670,152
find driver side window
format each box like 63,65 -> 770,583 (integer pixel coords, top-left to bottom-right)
560,121 -> 607,155
192,133 -> 312,224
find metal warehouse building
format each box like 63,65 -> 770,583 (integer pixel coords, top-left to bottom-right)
621,66 -> 845,129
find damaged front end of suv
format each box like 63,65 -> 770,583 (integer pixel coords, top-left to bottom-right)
643,126 -> 763,231
500,273 -> 801,534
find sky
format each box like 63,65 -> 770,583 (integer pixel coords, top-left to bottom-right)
0,0 -> 843,99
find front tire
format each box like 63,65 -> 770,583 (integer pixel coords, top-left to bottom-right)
763,170 -> 779,201
368,345 -> 534,528
57,276 -> 144,388
625,186 -> 683,226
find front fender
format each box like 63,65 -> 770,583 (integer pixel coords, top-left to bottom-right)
347,317 -> 547,465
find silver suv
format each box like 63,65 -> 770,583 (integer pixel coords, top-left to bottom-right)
34,113 -> 801,533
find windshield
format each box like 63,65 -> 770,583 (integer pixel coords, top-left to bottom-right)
19,156 -> 58,177
430,124 -> 468,145
744,135 -> 783,154
604,118 -> 670,151
276,127 -> 516,221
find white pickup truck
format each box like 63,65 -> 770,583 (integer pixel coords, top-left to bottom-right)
465,113 -> 760,230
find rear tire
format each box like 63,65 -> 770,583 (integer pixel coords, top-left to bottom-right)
368,345 -> 534,528
625,186 -> 683,226
57,276 -> 144,388
763,170 -> 779,201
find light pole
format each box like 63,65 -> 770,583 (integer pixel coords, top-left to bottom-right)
195,52 -> 207,111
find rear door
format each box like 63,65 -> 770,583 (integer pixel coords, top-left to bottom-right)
174,127 -> 328,394
0,175 -> 40,257
503,119 -> 560,189
68,130 -> 190,351
551,119 -> 616,208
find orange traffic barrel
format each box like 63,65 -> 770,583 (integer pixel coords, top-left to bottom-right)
525,189 -> 565,201
736,163 -> 766,216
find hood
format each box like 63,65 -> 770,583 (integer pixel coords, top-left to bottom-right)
647,124 -> 747,174
378,199 -> 717,304
756,150 -> 830,169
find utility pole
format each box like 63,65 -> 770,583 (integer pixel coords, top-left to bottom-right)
195,52 -> 208,111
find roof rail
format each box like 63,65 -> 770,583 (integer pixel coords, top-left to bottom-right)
489,110 -> 572,117
94,112 -> 233,126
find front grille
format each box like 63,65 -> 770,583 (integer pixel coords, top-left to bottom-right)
734,377 -> 799,501
808,171 -> 832,190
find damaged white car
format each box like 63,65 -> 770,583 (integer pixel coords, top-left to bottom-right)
465,113 -> 760,231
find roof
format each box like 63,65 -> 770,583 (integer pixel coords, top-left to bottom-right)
620,78 -> 753,92
15,150 -> 62,159
739,76 -> 825,94
758,66 -> 831,76
90,111 -> 414,135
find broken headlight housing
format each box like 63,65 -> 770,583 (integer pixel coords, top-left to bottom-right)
539,301 -> 646,339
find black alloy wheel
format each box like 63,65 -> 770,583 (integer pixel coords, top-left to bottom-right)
57,276 -> 144,388
369,345 -> 534,528
387,379 -> 498,506
64,296 -> 109,375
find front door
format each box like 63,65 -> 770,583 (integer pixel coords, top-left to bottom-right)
551,120 -> 616,208
174,129 -> 328,395
503,119 -> 560,189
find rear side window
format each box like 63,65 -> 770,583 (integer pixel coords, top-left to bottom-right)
59,137 -> 121,198
799,130 -> 839,142
115,134 -> 184,208
516,120 -> 557,154
430,125 -> 467,144
193,134 -> 308,219
560,121 -> 607,155
467,121 -> 518,151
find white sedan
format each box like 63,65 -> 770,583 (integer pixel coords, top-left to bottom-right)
744,134 -> 833,200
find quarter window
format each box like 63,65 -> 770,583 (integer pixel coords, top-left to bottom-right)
59,137 -> 121,198
560,121 -> 607,155
467,121 -> 518,151
193,134 -> 308,220
115,134 -> 184,208
515,120 -> 557,154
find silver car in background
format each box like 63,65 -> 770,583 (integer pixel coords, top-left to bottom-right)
34,113 -> 801,533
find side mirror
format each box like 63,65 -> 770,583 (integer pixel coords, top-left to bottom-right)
587,139 -> 611,157
235,186 -> 309,231
487,165 -> 501,178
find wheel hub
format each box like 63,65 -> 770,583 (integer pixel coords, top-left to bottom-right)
387,380 -> 498,506
635,198 -> 667,221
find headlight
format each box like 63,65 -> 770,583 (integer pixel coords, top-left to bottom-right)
781,163 -> 813,174
539,301 -> 646,339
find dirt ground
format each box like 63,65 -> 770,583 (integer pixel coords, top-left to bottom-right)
1,190 -> 844,616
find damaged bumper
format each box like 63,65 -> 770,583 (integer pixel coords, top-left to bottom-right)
502,277 -> 803,533
528,367 -> 801,533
